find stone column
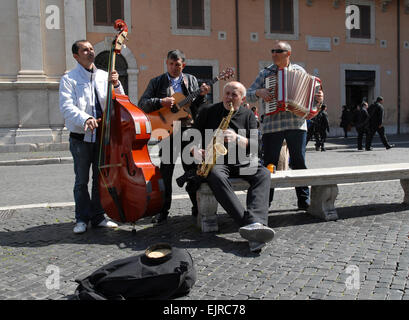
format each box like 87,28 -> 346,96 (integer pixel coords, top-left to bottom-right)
196,183 -> 219,232
308,185 -> 339,221
17,0 -> 46,81
63,0 -> 86,71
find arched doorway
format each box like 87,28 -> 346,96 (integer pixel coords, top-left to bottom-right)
95,51 -> 129,95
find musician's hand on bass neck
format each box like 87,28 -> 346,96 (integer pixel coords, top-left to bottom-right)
109,70 -> 120,87
160,97 -> 175,108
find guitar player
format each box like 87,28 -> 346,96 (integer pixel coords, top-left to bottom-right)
138,49 -> 210,225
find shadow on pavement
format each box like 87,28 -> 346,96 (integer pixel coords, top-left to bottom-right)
1,202 -> 407,255
267,202 -> 408,228
0,213 -> 262,258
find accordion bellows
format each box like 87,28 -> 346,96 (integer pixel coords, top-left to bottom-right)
265,67 -> 322,120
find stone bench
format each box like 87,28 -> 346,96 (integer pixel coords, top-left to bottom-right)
196,163 -> 409,232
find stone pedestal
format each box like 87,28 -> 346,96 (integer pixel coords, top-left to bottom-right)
196,183 -> 219,232
308,185 -> 339,221
400,179 -> 409,204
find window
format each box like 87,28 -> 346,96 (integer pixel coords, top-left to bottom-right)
171,0 -> 210,36
177,0 -> 204,30
345,1 -> 375,44
269,0 -> 293,34
265,0 -> 299,40
350,5 -> 370,39
87,0 -> 131,34
94,0 -> 124,26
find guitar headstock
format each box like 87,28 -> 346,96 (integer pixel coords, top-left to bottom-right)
113,19 -> 128,54
218,68 -> 235,81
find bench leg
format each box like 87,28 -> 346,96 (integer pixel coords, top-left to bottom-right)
400,179 -> 409,204
308,185 -> 339,221
196,183 -> 219,232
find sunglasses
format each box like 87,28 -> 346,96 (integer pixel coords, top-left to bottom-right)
271,49 -> 288,54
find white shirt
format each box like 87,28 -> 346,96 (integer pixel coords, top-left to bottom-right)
59,63 -> 124,142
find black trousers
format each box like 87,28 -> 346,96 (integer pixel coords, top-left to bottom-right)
206,162 -> 271,227
262,130 -> 309,207
367,126 -> 390,149
356,128 -> 369,149
159,127 -> 197,216
314,130 -> 327,149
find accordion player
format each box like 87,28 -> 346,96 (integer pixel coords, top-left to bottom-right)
264,67 -> 322,120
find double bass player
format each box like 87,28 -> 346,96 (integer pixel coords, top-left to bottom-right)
59,40 -> 124,234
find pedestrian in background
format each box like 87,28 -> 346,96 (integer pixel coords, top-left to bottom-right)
339,105 -> 352,138
366,96 -> 395,151
354,101 -> 370,150
313,104 -> 330,151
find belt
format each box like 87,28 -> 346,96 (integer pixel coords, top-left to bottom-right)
69,132 -> 85,141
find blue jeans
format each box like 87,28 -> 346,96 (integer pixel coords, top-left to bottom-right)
262,130 -> 310,206
69,137 -> 105,225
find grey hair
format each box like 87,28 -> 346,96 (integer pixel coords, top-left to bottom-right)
276,40 -> 292,52
223,81 -> 247,98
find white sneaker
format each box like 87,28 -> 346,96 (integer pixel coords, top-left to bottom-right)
239,222 -> 275,243
73,222 -> 87,234
96,219 -> 118,228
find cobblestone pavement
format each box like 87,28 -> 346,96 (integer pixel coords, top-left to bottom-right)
1,134 -> 408,301
1,179 -> 409,300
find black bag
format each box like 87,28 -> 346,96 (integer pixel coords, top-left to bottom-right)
73,243 -> 196,300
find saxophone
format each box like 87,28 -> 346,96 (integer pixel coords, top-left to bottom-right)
197,103 -> 235,178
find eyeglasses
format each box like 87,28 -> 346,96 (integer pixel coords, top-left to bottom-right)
271,49 -> 288,54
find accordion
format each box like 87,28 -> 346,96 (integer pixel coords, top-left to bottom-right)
264,67 -> 322,119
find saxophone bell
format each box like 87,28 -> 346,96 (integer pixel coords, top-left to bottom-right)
196,102 -> 235,178
213,142 -> 227,156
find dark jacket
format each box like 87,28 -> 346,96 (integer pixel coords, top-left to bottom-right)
194,102 -> 259,163
312,110 -> 329,134
318,110 -> 330,133
340,108 -> 352,128
138,72 -> 206,125
354,107 -> 370,131
368,102 -> 384,129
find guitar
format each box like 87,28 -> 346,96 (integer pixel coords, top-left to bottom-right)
148,67 -> 234,140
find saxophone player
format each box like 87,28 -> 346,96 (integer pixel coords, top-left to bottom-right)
191,81 -> 275,253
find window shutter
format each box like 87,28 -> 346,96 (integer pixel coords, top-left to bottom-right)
270,0 -> 293,34
351,5 -> 371,39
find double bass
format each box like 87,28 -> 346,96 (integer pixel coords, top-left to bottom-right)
98,20 -> 164,231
